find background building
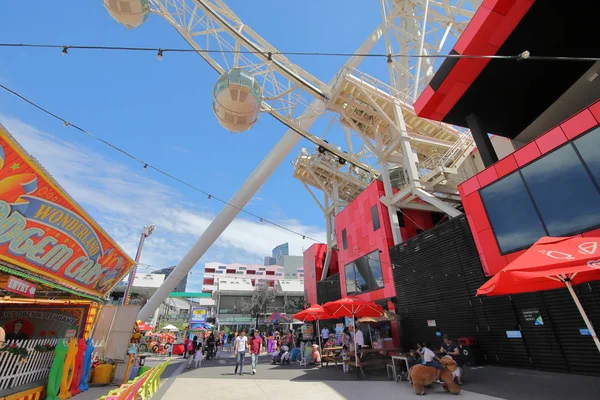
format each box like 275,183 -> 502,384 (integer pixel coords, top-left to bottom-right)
152,266 -> 188,293
263,242 -> 304,278
213,277 -> 304,332
199,261 -> 305,331
110,272 -> 166,306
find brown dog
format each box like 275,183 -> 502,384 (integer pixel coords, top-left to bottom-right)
408,356 -> 460,395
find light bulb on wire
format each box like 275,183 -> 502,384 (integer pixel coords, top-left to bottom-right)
157,49 -> 164,61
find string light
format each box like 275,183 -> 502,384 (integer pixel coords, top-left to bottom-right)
157,49 -> 163,61
0,83 -> 321,242
2,43 -> 600,62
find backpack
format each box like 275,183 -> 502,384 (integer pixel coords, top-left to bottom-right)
187,341 -> 194,351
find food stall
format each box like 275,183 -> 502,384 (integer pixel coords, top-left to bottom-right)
0,124 -> 135,400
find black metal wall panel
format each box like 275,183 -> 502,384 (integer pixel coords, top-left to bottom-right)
480,296 -> 532,368
542,286 -> 600,376
390,215 -> 600,376
510,293 -> 567,372
317,273 -> 341,305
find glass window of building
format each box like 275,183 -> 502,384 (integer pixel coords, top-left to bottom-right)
218,265 -> 226,269
342,229 -> 348,250
521,144 -> 600,237
371,205 -> 381,231
480,171 -> 546,253
344,250 -> 384,295
573,127 -> 600,185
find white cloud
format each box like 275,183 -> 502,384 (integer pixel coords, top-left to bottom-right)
0,115 -> 325,279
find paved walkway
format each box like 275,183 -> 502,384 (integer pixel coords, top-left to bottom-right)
77,353 -> 600,399
156,354 -> 500,400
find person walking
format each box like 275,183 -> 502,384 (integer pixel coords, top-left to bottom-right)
321,326 -> 330,345
186,336 -> 199,369
234,330 -> 249,375
183,336 -> 190,359
206,332 -> 216,360
248,330 -> 262,375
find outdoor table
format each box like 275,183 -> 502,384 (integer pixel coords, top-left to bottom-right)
322,346 -> 343,367
351,348 -> 402,379
390,355 -> 411,382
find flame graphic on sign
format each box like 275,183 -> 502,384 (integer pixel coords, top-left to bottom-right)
0,143 -> 38,204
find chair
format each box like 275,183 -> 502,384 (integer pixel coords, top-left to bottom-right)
386,364 -> 394,380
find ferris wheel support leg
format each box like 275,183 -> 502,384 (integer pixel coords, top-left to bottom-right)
138,126 -> 304,322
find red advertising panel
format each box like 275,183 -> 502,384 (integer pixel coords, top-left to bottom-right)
4,276 -> 37,298
0,124 -> 135,297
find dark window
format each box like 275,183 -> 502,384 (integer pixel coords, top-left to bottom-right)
480,126 -> 600,254
521,144 -> 600,236
431,212 -> 444,226
371,205 -> 381,231
342,229 -> 348,250
573,127 -> 600,186
344,250 -> 384,295
396,211 -> 406,227
480,171 -> 547,253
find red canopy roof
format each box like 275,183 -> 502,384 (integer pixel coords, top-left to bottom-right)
477,236 -> 600,296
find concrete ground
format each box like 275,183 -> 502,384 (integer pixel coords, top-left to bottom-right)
78,353 -> 600,400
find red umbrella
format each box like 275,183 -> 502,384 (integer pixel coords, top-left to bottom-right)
137,322 -> 153,332
293,305 -> 332,322
293,305 -> 333,358
477,236 -> 600,352
323,298 -> 384,372
323,297 -> 384,319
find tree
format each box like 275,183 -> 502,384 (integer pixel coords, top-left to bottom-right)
285,297 -> 309,313
241,283 -> 276,327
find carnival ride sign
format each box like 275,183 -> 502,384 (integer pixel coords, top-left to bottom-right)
0,125 -> 135,296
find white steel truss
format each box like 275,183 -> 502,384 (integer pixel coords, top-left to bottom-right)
150,0 -> 377,175
107,0 -> 484,319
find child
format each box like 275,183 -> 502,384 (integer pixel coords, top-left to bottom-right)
194,340 -> 203,368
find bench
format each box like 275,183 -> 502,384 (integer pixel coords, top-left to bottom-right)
322,354 -> 343,367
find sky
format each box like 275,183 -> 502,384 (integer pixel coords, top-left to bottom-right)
0,1 -> 386,292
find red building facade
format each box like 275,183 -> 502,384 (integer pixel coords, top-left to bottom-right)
303,243 -> 327,305
459,101 -> 600,276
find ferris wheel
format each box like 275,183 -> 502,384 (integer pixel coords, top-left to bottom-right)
102,0 -> 482,320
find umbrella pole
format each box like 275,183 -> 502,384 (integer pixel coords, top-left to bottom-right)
565,281 -> 600,352
317,319 -> 322,366
353,316 -> 359,378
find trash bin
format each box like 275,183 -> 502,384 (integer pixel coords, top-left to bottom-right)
91,364 -> 114,385
457,337 -> 481,366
